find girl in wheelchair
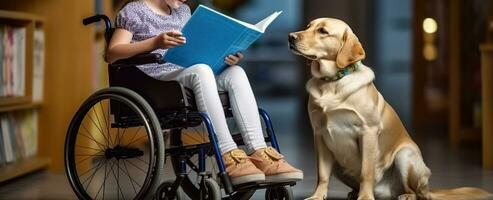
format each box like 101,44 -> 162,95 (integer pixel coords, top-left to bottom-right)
106,0 -> 303,186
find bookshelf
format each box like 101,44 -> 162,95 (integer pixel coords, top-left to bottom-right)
448,0 -> 488,147
0,0 -> 104,172
481,44 -> 493,170
0,10 -> 49,182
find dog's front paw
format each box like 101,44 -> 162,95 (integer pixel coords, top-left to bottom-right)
304,195 -> 326,200
397,194 -> 416,200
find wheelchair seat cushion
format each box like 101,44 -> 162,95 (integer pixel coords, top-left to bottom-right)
109,64 -> 231,114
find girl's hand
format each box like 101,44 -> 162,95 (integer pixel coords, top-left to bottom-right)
155,31 -> 186,49
224,52 -> 244,66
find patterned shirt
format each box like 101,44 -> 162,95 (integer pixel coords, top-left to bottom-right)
116,1 -> 191,78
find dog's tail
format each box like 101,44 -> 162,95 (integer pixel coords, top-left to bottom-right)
429,187 -> 493,200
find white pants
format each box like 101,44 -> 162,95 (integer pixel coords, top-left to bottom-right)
158,64 -> 267,154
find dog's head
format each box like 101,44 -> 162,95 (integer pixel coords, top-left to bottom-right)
289,18 -> 365,69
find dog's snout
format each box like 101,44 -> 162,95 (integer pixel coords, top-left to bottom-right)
289,33 -> 298,43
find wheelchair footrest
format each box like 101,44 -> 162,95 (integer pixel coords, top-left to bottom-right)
232,181 -> 296,192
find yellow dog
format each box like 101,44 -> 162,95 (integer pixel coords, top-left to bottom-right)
289,18 -> 492,200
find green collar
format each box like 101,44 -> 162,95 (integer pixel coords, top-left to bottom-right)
322,61 -> 362,81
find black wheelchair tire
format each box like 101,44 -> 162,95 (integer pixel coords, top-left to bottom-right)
265,186 -> 293,200
156,180 -> 185,200
65,87 -> 165,200
201,178 -> 221,200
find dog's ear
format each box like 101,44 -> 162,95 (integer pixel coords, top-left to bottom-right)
335,28 -> 365,68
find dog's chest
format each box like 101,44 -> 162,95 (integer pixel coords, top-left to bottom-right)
310,99 -> 366,175
310,97 -> 365,137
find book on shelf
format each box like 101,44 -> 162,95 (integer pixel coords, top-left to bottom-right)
0,124 -> 4,165
0,24 -> 26,98
0,110 -> 38,166
0,115 -> 13,164
32,28 -> 44,102
163,5 -> 282,74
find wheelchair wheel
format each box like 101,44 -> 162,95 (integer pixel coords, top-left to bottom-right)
200,178 -> 221,200
156,180 -> 185,200
265,186 -> 293,200
65,87 -> 165,200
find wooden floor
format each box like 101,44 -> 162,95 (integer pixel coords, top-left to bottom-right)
1,98 -> 492,200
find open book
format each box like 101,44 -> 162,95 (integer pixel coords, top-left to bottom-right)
163,5 -> 282,74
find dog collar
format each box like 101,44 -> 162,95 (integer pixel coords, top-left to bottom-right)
321,61 -> 362,81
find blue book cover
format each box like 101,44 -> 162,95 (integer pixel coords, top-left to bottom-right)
164,5 -> 282,74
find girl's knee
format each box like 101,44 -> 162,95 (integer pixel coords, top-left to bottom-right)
190,64 -> 213,74
224,65 -> 246,77
189,64 -> 215,80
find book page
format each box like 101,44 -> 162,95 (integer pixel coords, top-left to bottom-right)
199,5 -> 259,31
255,11 -> 282,32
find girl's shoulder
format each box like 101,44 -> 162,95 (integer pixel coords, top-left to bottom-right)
115,1 -> 148,31
177,3 -> 191,14
118,1 -> 146,17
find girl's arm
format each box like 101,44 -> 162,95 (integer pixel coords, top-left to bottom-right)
107,28 -> 186,63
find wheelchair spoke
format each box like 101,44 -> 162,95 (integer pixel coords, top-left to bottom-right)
121,160 -> 141,194
94,159 -> 116,200
76,144 -> 103,152
126,134 -> 147,147
76,153 -> 104,165
125,126 -> 143,146
125,159 -> 148,175
82,159 -> 107,191
80,124 -> 108,150
88,108 -> 111,147
98,101 -> 112,147
115,126 -> 127,148
109,159 -> 126,200
134,157 -> 149,165
75,152 -> 104,157
78,158 -> 105,178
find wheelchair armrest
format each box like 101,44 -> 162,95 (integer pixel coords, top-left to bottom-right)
111,53 -> 165,68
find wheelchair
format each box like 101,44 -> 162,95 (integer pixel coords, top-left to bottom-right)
64,15 -> 297,200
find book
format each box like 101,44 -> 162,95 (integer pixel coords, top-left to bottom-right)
7,114 -> 19,161
0,122 -> 5,166
15,27 -> 26,97
163,5 -> 282,74
1,115 -> 13,163
0,25 -> 4,96
32,29 -> 45,102
19,110 -> 38,157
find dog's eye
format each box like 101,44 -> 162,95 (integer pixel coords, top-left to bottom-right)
317,28 -> 329,35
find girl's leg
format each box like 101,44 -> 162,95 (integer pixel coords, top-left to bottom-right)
158,64 -> 266,185
217,65 -> 303,183
216,65 -> 267,154
158,64 -> 237,154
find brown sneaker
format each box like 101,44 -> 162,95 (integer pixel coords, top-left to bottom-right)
223,149 -> 265,185
250,147 -> 303,183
